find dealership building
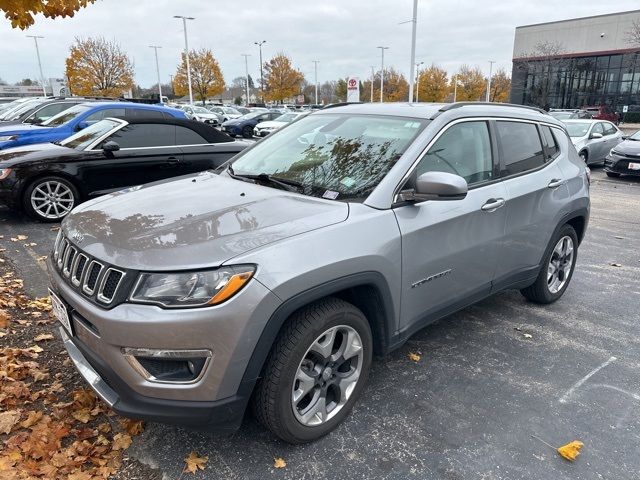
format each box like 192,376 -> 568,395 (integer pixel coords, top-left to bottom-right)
510,10 -> 640,114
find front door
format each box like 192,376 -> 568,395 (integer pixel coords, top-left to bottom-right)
394,120 -> 506,331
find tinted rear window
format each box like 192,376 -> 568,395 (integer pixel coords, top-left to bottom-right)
496,121 -> 545,176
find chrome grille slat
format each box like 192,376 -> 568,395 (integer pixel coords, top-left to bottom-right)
54,233 -> 125,306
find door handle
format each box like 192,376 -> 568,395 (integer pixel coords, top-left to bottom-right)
481,198 -> 505,212
159,157 -> 180,169
547,178 -> 565,188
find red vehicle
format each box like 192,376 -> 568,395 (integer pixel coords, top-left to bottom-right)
582,105 -> 619,124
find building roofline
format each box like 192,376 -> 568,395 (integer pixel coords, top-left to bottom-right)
515,9 -> 640,30
513,46 -> 640,61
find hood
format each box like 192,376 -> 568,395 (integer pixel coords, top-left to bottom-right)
193,112 -> 218,119
63,171 -> 349,271
0,142 -> 79,167
256,121 -> 287,129
0,123 -> 48,136
614,139 -> 640,156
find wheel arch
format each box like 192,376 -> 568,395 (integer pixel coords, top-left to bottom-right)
20,171 -> 85,206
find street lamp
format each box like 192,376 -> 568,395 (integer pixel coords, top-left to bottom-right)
407,0 -> 418,102
241,54 -> 251,105
415,61 -> 424,102
370,66 -> 375,103
254,40 -> 267,103
174,15 -> 195,104
377,46 -> 389,102
486,60 -> 496,102
149,45 -> 163,102
26,35 -> 47,97
312,60 -> 320,105
453,74 -> 461,102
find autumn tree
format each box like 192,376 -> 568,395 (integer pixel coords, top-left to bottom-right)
451,64 -> 486,101
416,64 -> 449,102
262,53 -> 304,103
489,69 -> 511,103
173,49 -> 225,104
65,37 -> 134,97
0,0 -> 96,29
625,19 -> 640,46
367,68 -> 409,102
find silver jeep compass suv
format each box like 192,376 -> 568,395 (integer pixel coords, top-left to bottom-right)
48,102 -> 589,444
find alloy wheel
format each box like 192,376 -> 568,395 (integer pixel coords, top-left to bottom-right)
291,325 -> 364,427
30,180 -> 75,220
547,235 -> 574,294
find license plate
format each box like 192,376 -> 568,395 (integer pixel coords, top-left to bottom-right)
49,289 -> 72,335
628,162 -> 640,170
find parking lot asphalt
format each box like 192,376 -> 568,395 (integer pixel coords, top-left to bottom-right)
1,168 -> 639,479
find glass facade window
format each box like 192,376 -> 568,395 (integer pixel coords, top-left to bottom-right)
511,52 -> 640,115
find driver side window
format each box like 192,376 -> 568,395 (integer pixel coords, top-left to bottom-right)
416,121 -> 493,185
591,123 -> 604,135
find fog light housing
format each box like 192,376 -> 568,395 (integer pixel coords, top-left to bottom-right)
122,348 -> 212,384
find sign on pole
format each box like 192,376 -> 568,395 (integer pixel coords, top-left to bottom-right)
622,105 -> 629,113
347,77 -> 359,103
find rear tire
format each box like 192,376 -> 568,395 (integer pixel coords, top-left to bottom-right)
253,297 -> 372,444
521,224 -> 578,304
242,125 -> 253,138
23,176 -> 79,222
579,151 -> 588,163
606,172 -> 621,178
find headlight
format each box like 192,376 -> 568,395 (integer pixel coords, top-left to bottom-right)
130,265 -> 255,308
609,149 -> 622,157
0,168 -> 12,180
0,135 -> 17,142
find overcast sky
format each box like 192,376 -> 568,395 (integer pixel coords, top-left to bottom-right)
1,0 -> 638,88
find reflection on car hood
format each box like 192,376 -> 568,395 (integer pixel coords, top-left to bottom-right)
614,139 -> 640,155
256,121 -> 287,129
0,123 -> 47,136
63,171 -> 349,271
0,142 -> 77,166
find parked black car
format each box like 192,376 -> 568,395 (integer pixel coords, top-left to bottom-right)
604,129 -> 640,178
0,117 -> 251,221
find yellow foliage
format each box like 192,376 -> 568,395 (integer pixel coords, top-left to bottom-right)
557,440 -> 584,461
0,0 -> 96,29
174,49 -> 225,103
65,37 -> 134,97
416,64 -> 449,102
489,68 -> 511,103
452,64 -> 486,102
263,53 -> 305,103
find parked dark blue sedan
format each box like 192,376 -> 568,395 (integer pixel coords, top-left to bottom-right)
0,102 -> 186,150
221,110 -> 282,138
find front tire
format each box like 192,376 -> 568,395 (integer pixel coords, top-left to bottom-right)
23,176 -> 79,222
521,224 -> 578,304
253,297 -> 372,444
606,172 -> 621,178
242,125 -> 254,138
579,151 -> 588,164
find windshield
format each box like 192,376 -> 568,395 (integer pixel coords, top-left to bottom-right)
629,130 -> 640,140
223,107 -> 239,114
275,113 -> 298,122
0,100 -> 40,120
238,111 -> 264,120
230,113 -> 427,201
41,104 -> 91,127
192,106 -> 210,114
564,122 -> 591,138
60,119 -> 121,150
549,112 -> 573,120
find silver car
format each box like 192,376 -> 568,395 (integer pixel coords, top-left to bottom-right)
49,103 -> 589,444
563,119 -> 623,165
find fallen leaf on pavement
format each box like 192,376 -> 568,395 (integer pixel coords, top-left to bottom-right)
0,309 -> 9,328
523,333 -> 533,339
184,451 -> 208,473
112,433 -> 132,451
121,418 -> 145,436
274,457 -> 287,468
557,440 -> 584,461
0,410 -> 21,434
610,263 -> 622,267
20,410 -> 43,428
10,235 -> 28,242
34,333 -> 54,342
71,408 -> 91,424
408,352 -> 421,362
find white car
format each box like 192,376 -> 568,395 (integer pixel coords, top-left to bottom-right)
181,105 -> 220,126
562,119 -> 624,165
208,106 -> 242,123
253,112 -> 307,137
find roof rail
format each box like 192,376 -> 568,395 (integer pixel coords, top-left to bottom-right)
322,102 -> 362,110
436,102 -> 548,116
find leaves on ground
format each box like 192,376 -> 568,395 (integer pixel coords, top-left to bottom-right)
0,410 -> 21,434
523,333 -> 533,339
273,457 -> 287,468
34,333 -> 55,342
10,235 -> 28,242
408,352 -> 421,362
557,440 -> 584,461
184,451 -> 209,474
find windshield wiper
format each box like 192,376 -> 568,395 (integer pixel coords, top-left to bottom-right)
227,165 -> 302,193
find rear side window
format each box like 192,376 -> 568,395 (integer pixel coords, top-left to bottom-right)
602,123 -> 617,136
540,126 -> 559,160
106,124 -> 175,148
496,121 -> 545,176
175,126 -> 207,145
127,108 -> 165,119
85,108 -> 126,123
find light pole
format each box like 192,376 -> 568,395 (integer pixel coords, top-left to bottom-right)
312,60 -> 320,105
377,46 -> 389,102
415,61 -> 424,102
407,0 -> 418,102
254,40 -> 266,103
486,60 -> 496,102
174,15 -> 195,104
149,45 -> 163,102
26,35 -> 47,97
370,66 -> 375,102
453,74 -> 459,102
241,54 -> 251,105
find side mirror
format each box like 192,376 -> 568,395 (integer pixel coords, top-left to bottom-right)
75,121 -> 89,132
590,132 -> 603,139
102,141 -> 120,152
399,171 -> 468,203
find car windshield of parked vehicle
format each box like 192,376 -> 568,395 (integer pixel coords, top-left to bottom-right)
223,107 -> 239,114
59,118 -> 121,150
237,111 -> 265,121
230,113 -> 427,200
191,106 -> 210,114
274,113 -> 299,123
549,112 -> 574,120
629,130 -> 640,140
40,104 -> 91,127
564,122 -> 591,138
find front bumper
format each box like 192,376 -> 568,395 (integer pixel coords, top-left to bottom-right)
604,154 -> 640,176
48,256 -> 281,430
222,125 -> 241,136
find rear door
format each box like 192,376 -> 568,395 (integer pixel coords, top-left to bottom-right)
79,123 -> 183,195
589,122 -> 608,162
493,120 -> 570,287
394,119 -> 507,331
